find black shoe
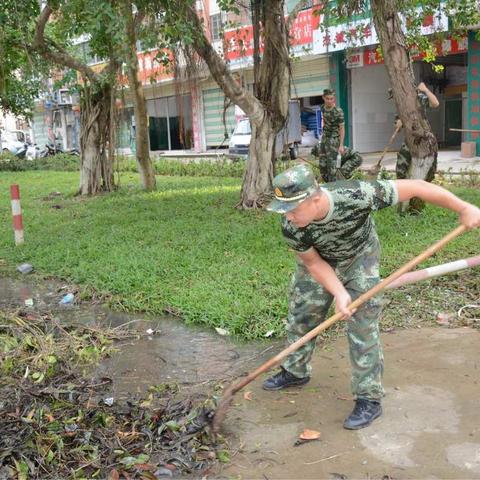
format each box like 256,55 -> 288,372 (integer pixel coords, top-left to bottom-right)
262,368 -> 310,391
343,399 -> 382,430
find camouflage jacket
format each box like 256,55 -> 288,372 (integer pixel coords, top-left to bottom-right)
281,180 -> 398,261
395,92 -> 430,123
320,105 -> 344,137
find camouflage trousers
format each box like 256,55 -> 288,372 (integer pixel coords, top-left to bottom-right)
396,143 -> 438,181
318,134 -> 340,183
337,148 -> 363,180
282,236 -> 385,401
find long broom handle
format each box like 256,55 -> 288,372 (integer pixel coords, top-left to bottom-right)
223,225 -> 467,397
374,124 -> 402,169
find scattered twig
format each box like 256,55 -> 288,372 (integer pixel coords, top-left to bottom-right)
304,452 -> 347,465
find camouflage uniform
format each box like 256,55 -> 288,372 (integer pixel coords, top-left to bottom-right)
336,148 -> 363,180
396,93 -> 437,180
319,105 -> 345,183
268,169 -> 398,401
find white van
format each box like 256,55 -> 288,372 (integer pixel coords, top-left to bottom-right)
1,130 -> 25,155
228,100 -> 302,159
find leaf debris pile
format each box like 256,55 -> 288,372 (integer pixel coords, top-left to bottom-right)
0,310 -> 223,479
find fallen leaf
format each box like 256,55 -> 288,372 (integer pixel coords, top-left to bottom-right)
299,429 -> 321,441
215,327 -> 230,336
243,391 -> 253,401
107,469 -> 119,480
195,451 -> 216,461
134,463 -> 156,471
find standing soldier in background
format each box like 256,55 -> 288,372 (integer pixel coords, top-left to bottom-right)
318,88 -> 345,183
391,82 -> 440,180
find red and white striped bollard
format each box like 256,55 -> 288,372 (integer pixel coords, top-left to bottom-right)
10,184 -> 24,245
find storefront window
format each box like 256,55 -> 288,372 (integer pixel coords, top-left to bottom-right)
147,95 -> 192,151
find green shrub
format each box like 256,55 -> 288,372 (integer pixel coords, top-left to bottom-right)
0,153 -> 80,172
0,152 -> 24,170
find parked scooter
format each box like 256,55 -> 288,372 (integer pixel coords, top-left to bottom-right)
15,143 -> 27,159
39,142 -> 79,158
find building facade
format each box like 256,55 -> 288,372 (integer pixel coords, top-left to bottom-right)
30,1 -> 480,155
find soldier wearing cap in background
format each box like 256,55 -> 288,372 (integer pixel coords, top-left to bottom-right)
318,88 -> 346,183
263,163 -> 480,430
389,82 -> 440,180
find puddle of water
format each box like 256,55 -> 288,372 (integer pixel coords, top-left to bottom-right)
0,275 -> 281,399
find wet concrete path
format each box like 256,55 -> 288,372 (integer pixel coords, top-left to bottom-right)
219,327 -> 480,479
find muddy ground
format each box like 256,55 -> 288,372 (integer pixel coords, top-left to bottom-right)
218,328 -> 480,479
1,274 -> 479,479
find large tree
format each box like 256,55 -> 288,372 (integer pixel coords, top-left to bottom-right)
2,0 -> 159,194
0,2 -> 46,122
157,0 -> 312,209
118,1 -> 156,191
33,1 -> 120,195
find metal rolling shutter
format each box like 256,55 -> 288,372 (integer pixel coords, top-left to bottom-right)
202,88 -> 235,147
291,57 -> 330,98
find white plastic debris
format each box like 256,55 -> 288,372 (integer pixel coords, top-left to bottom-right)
59,293 -> 75,305
17,263 -> 34,274
215,327 -> 230,336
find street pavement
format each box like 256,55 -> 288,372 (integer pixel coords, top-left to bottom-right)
359,150 -> 480,174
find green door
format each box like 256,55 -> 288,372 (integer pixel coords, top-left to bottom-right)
444,97 -> 462,147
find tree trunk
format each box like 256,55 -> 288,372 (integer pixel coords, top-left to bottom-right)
79,84 -> 115,195
238,0 -> 290,208
123,2 -> 156,191
371,0 -> 437,213
240,117 -> 276,208
181,0 -> 291,209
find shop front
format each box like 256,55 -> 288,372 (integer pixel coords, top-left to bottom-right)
346,37 -> 468,153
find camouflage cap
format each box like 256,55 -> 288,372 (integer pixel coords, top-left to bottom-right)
323,88 -> 335,96
266,164 -> 319,214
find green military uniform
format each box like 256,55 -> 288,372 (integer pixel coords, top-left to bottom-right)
319,104 -> 345,183
267,165 -> 399,401
335,147 -> 363,180
396,93 -> 437,180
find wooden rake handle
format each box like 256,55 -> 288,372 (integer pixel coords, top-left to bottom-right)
223,225 -> 467,397
374,124 -> 402,169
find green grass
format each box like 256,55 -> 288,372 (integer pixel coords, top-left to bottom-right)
1,171 -> 479,339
